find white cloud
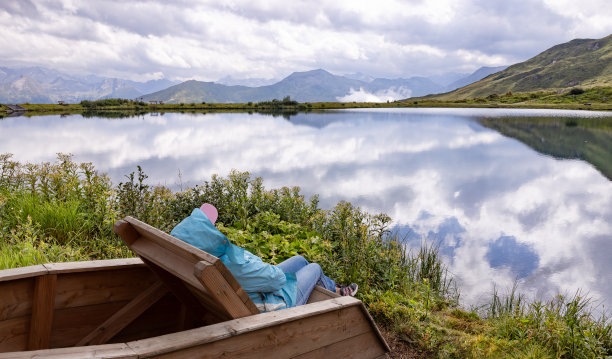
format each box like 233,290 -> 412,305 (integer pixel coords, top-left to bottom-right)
0,0 -> 611,81
542,0 -> 612,37
337,86 -> 412,102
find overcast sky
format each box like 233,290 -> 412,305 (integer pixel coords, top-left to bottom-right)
1,0 -> 612,82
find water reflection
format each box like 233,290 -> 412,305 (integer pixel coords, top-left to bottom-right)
1,108 -> 611,309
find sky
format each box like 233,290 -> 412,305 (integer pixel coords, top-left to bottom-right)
1,0 -> 612,83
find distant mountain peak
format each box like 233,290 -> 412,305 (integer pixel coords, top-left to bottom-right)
0,66 -> 178,103
284,68 -> 333,79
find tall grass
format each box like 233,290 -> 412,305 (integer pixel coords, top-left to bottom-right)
489,281 -> 524,318
408,241 -> 457,299
488,284 -> 611,358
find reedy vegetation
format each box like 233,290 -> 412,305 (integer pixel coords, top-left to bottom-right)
0,154 -> 610,358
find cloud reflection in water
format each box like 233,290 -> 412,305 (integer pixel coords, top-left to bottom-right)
1,108 -> 611,309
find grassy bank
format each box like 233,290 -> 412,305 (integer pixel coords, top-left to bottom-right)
0,154 -> 610,358
413,86 -> 612,111
3,87 -> 612,118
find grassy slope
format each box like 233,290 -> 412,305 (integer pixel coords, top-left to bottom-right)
431,34 -> 612,100
405,86 -> 612,111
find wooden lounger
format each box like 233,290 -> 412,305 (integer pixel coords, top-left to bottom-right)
0,217 -> 390,358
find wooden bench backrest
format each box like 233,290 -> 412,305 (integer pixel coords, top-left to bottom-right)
113,217 -> 259,322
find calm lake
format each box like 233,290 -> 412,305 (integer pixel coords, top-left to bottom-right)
2,108 -> 611,310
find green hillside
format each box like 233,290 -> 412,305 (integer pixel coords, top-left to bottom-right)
433,34 -> 612,100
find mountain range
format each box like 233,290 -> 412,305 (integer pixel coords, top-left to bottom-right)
140,67 -> 505,104
140,69 -> 437,103
0,67 -> 178,104
431,34 -> 612,100
0,65 -> 503,104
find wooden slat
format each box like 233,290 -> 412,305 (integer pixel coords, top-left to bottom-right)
122,218 -> 217,265
0,343 -> 138,359
0,316 -> 29,352
306,286 -> 339,304
208,260 -> 259,314
357,303 -> 391,352
194,262 -> 257,318
53,267 -> 156,310
27,275 -> 57,350
292,331 -> 387,359
43,258 -> 145,275
127,296 -> 359,355
0,265 -> 47,283
130,303 -> 375,358
0,279 -> 35,321
50,302 -> 127,349
76,281 -> 168,346
128,237 -> 203,290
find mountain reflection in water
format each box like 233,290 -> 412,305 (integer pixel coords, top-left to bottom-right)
1,108 -> 611,309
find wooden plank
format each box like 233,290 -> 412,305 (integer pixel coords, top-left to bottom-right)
357,303 -> 391,352
50,302 -> 127,349
27,275 -> 57,350
128,238 -> 203,291
306,286 -> 339,304
121,218 -> 217,266
0,265 -> 47,283
0,343 -> 138,359
0,316 -> 28,353
292,331 -> 387,359
127,296 -> 359,355
53,267 -> 157,310
76,282 -> 168,346
43,258 -> 145,275
131,304 -> 373,358
210,260 -> 257,312
194,262 -> 256,318
0,279 -> 35,321
113,220 -> 140,247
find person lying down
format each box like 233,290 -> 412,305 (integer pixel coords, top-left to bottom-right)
170,203 -> 358,312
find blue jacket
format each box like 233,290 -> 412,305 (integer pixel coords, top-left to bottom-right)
170,209 -> 297,312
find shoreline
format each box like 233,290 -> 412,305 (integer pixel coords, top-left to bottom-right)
2,100 -> 612,117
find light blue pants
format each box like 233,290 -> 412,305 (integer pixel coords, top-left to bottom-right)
276,255 -> 336,306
